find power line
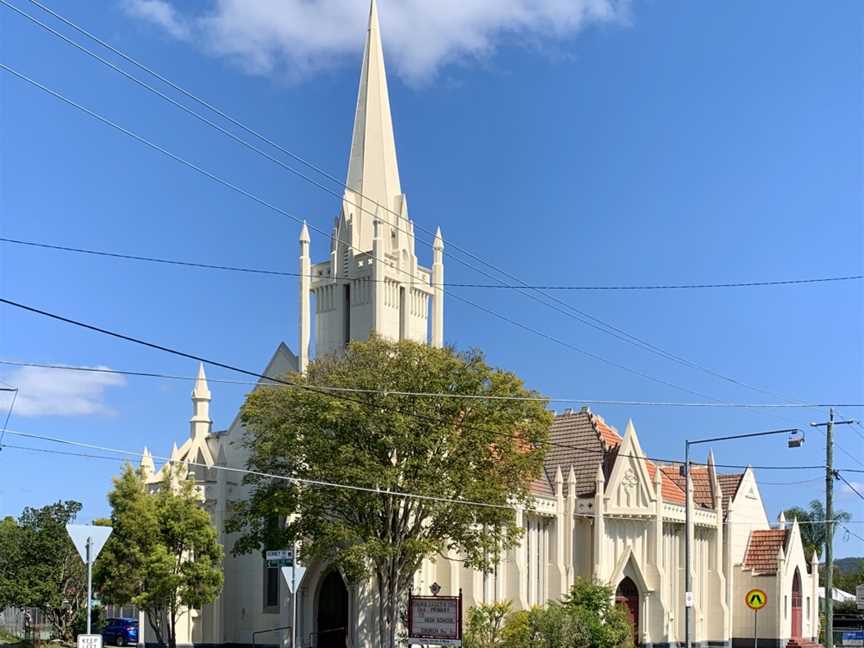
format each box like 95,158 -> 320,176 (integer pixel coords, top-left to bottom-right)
0,64 -> 739,403
4,22 -> 856,459
3,236 -> 860,292
2,359 -> 863,409
0,235 -> 864,291
0,387 -> 18,446
5,2 -> 842,410
0,436 -> 853,520
0,298 -> 834,472
0,433 -> 512,510
837,471 -> 864,502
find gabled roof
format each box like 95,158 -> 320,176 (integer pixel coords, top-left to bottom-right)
540,408 -> 613,498
743,529 -> 789,574
533,408 -> 689,505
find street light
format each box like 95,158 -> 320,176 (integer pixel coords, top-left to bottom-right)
683,427 -> 803,648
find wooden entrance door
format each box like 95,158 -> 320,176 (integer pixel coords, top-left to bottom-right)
615,577 -> 640,646
317,571 -> 348,648
791,569 -> 802,638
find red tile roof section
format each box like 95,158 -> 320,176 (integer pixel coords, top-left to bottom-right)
648,463 -> 686,505
743,529 -> 789,574
538,408 -> 689,506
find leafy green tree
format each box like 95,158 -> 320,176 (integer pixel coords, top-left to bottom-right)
784,500 -> 851,559
96,465 -> 223,648
0,515 -> 22,609
5,502 -> 87,642
230,338 -> 552,648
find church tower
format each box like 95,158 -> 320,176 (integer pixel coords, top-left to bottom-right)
298,0 -> 444,371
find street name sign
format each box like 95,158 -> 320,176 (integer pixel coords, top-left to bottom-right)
77,635 -> 102,648
266,548 -> 293,568
745,588 -> 767,611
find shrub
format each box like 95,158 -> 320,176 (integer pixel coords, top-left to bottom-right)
464,579 -> 634,648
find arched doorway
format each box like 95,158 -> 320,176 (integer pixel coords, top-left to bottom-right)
791,568 -> 802,638
615,577 -> 639,646
317,570 -> 348,648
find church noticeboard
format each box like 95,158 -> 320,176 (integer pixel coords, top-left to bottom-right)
408,591 -> 462,646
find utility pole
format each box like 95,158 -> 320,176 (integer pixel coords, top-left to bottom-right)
682,427 -> 802,648
811,408 -> 855,648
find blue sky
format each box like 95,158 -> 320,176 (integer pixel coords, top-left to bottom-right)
1,0 -> 862,558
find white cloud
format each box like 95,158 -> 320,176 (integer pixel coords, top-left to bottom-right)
0,366 -> 126,417
123,0 -> 191,41
121,0 -> 628,83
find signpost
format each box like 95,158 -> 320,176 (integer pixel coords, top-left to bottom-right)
745,588 -> 767,648
407,590 -> 462,646
67,524 -> 113,636
267,548 -> 307,648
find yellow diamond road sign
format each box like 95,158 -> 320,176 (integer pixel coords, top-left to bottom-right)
745,588 -> 767,610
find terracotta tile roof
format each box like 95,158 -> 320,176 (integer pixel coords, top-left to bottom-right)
537,408 -> 688,505
529,477 -> 554,497
659,465 -> 733,510
647,462 -> 686,505
541,408 -> 610,498
743,529 -> 789,574
717,473 -> 745,514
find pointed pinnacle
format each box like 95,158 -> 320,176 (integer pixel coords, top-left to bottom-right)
193,362 -> 211,399
300,220 -> 310,243
433,226 -> 444,250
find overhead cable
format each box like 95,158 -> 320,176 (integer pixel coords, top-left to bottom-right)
1,359 -> 862,409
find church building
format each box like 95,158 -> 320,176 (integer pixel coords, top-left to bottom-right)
132,2 -> 820,647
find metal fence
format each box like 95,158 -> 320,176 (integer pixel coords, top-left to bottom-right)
834,625 -> 864,647
0,607 -> 52,642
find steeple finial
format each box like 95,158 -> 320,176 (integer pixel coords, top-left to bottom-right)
346,0 -> 401,221
191,363 -> 211,439
192,363 -> 211,400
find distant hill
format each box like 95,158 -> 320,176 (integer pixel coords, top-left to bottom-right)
835,557 -> 863,575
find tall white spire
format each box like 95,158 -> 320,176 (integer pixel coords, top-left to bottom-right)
346,0 -> 401,223
191,362 -> 211,439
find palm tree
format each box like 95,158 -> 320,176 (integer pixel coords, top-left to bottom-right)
783,499 -> 851,559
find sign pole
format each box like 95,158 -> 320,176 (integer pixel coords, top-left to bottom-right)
86,536 -> 93,635
291,547 -> 297,648
753,609 -> 757,648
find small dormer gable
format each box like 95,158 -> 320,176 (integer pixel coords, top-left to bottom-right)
605,419 -> 656,513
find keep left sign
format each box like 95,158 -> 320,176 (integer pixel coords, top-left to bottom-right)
77,634 -> 102,648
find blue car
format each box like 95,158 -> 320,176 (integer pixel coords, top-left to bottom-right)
101,618 -> 138,647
